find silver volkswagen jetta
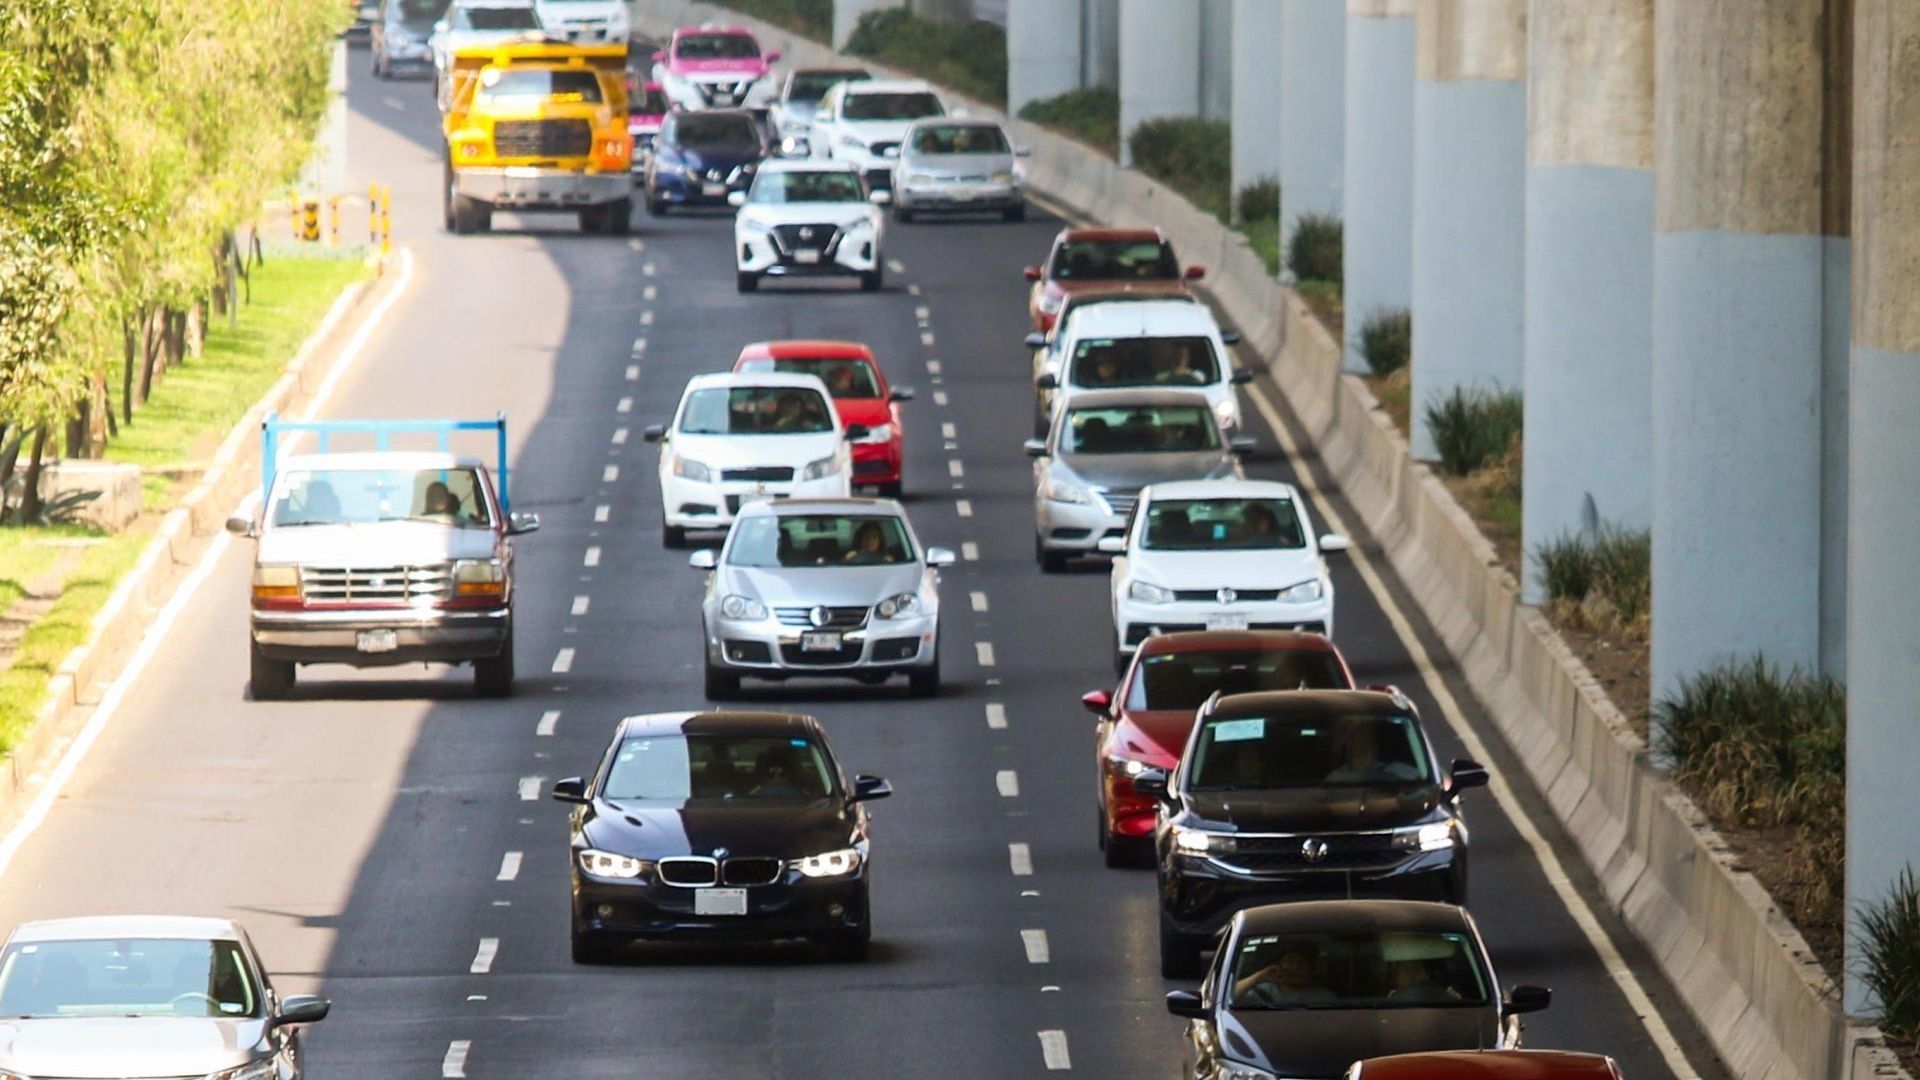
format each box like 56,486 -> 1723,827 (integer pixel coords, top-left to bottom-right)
890,118 -> 1028,222
1025,387 -> 1251,572
0,915 -> 329,1080
691,498 -> 953,698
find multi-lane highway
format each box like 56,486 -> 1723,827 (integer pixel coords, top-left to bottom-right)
0,47 -> 1736,1078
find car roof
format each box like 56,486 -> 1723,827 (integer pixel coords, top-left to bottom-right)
1138,629 -> 1343,656
1057,387 -> 1217,410
617,710 -> 820,739
684,370 -> 832,392
1143,478 -> 1300,501
843,78 -> 937,95
739,340 -> 877,363
737,496 -> 904,517
1237,899 -> 1473,936
1064,299 -> 1220,339
1355,1052 -> 1621,1080
1206,689 -> 1411,721
280,450 -> 482,471
10,915 -> 243,943
1058,226 -> 1168,244
906,116 -> 1004,130
756,158 -> 862,175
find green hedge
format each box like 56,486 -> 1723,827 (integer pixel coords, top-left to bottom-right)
1128,117 -> 1231,221
845,9 -> 1005,107
1424,385 -> 1522,477
714,0 -> 832,41
1018,86 -> 1120,158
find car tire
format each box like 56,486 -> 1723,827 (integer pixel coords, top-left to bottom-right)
646,189 -> 668,216
662,523 -> 686,548
859,267 -> 883,292
1035,535 -> 1067,573
876,480 -> 903,499
474,628 -> 514,698
452,194 -> 487,235
907,642 -> 940,698
570,915 -> 615,965
578,204 -> 606,234
1004,202 -> 1026,223
1104,835 -> 1133,869
605,198 -> 632,235
894,206 -> 914,224
736,270 -> 759,293
704,655 -> 740,700
442,157 -> 457,232
1159,915 -> 1205,980
249,644 -> 295,701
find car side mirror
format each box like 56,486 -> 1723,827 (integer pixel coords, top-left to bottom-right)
1035,373 -> 1058,390
642,424 -> 668,442
1023,266 -> 1042,282
1165,989 -> 1206,1019
1185,265 -> 1207,281
727,190 -> 748,208
1503,985 -> 1551,1016
1096,536 -> 1126,555
766,49 -> 782,62
1318,533 -> 1351,553
1229,367 -> 1253,383
868,189 -> 892,206
225,515 -> 257,537
507,512 -> 540,536
925,547 -> 956,566
1131,768 -> 1168,797
1221,331 -> 1244,348
434,18 -> 448,32
1023,438 -> 1047,457
1229,437 -> 1257,457
551,777 -> 589,804
850,774 -> 893,802
688,549 -> 718,570
844,424 -> 870,442
1024,331 -> 1046,349
1448,757 -> 1490,793
273,995 -> 330,1028
1080,689 -> 1111,715
889,386 -> 914,402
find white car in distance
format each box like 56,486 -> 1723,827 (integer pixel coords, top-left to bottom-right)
645,372 -> 860,548
730,161 -> 888,293
1105,479 -> 1348,675
1032,298 -> 1251,438
810,79 -> 946,192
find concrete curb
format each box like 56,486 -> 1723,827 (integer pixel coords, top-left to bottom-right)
0,254 -> 406,834
626,4 -> 1911,1079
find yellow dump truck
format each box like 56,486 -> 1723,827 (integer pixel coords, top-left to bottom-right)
441,39 -> 634,234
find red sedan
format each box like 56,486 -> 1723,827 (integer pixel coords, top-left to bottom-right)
733,340 -> 911,496
1024,226 -> 1204,332
1083,630 -> 1355,867
1350,1051 -> 1623,1080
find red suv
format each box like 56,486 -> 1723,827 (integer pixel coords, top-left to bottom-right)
733,340 -> 911,496
1083,630 -> 1354,866
1024,227 -> 1204,332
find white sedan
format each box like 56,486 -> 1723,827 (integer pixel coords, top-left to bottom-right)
1104,479 -> 1348,674
729,160 -> 887,292
644,371 -> 859,547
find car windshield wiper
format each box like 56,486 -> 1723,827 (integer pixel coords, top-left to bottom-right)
271,519 -> 348,528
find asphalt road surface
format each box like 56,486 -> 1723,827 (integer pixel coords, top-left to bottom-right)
0,50 -> 1736,1079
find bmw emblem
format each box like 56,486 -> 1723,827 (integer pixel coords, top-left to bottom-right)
809,605 -> 832,627
1217,587 -> 1237,605
1301,838 -> 1329,863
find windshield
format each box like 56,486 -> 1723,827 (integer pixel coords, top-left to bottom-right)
1051,238 -> 1181,280
0,937 -> 261,1020
389,0 -> 442,29
728,513 -> 914,567
1071,336 -> 1219,389
1062,403 -> 1219,454
842,91 -> 943,121
602,734 -> 834,801
680,386 -> 834,435
676,32 -> 761,59
1229,930 -> 1490,1010
1126,648 -> 1348,711
269,467 -> 491,528
739,357 -> 880,398
1143,497 -> 1303,551
910,123 -> 1008,154
1189,712 -> 1432,791
478,68 -> 602,103
672,112 -> 761,149
790,69 -> 867,102
750,169 -> 865,204
456,6 -> 540,30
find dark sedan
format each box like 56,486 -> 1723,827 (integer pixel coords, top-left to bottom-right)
552,710 -> 892,963
1139,690 -> 1489,976
1165,901 -> 1550,1080
644,109 -> 770,215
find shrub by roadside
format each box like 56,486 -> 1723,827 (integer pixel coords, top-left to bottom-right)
1425,386 -> 1522,477
714,0 -> 831,41
1018,87 -> 1120,158
1127,117 -> 1231,221
1859,869 -> 1920,1060
1289,214 -> 1343,285
1536,524 -> 1651,632
1356,309 -> 1411,378
845,9 -> 1005,107
1236,179 -> 1280,274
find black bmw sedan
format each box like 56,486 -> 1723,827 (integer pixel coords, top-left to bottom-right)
1165,900 -> 1550,1080
552,710 -> 892,963
1137,690 -> 1489,977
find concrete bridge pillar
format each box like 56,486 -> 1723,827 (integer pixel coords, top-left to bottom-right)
1409,0 -> 1526,460
834,0 -> 899,49
1117,0 -> 1202,165
1846,0 -> 1920,1018
1342,0 -> 1416,370
1231,0 -> 1285,212
1008,0 -> 1083,115
1199,0 -> 1235,123
1081,0 -> 1120,89
1649,0 -> 1851,703
1519,0 -> 1654,603
1279,0 -> 1345,251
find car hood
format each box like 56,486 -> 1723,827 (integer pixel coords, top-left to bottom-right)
832,398 -> 895,428
673,431 -> 843,468
737,202 -> 879,230
1058,450 -> 1238,492
1131,547 -> 1322,588
1216,1005 -> 1500,1078
1183,785 -> 1443,833
667,56 -> 773,81
0,1016 -> 264,1077
668,145 -> 764,173
1114,710 -> 1196,762
256,521 -> 497,566
585,797 -> 854,859
778,101 -> 819,124
902,151 -> 1014,175
725,563 -> 923,607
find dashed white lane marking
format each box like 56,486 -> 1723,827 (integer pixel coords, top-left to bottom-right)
442,1040 -> 472,1078
627,237 -> 645,251
470,938 -> 499,974
941,421 -> 956,439
933,390 -> 949,406
956,499 -> 972,517
644,285 -> 657,301
948,459 -> 965,478
612,427 -> 628,445
915,305 -> 930,320
908,282 -> 923,296
640,310 -> 654,326
926,359 -> 941,374
886,258 -> 906,274
602,464 -> 619,482
961,542 -> 979,561
1021,928 -> 1050,963
996,770 -> 1019,797
643,261 -> 657,276
921,331 -> 936,347
975,641 -> 995,667
985,702 -> 1007,729
626,363 -> 640,379
583,547 -> 601,567
594,504 -> 610,523
571,596 -> 590,616
498,852 -> 522,882
631,337 -> 645,357
382,95 -> 405,111
1009,843 -> 1033,876
551,648 -> 575,674
616,396 -> 633,413
518,776 -> 542,801
970,591 -> 989,612
1038,1031 -> 1071,1070
537,710 -> 560,736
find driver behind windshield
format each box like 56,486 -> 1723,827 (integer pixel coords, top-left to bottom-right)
1234,941 -> 1337,1006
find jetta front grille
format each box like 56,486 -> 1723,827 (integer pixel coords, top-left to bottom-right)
774,605 -> 870,629
1172,588 -> 1283,603
300,564 -> 452,605
493,118 -> 592,158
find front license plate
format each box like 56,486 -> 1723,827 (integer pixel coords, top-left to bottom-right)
356,629 -> 399,653
694,888 -> 748,916
801,631 -> 843,652
1204,614 -> 1250,631
793,249 -> 822,264
703,182 -> 726,196
949,189 -> 976,201
505,166 -> 541,179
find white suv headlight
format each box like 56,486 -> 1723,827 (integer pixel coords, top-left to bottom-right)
1128,580 -> 1174,604
738,216 -> 774,234
839,134 -> 867,153
1276,578 -> 1325,603
720,594 -> 768,621
673,455 -> 712,483
801,455 -> 840,481
791,847 -> 863,878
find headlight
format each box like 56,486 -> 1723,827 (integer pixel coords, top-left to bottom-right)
452,558 -> 506,598
1037,291 -> 1063,315
845,214 -> 878,235
855,422 -> 894,444
1276,578 -> 1325,603
207,1062 -> 279,1080
672,455 -> 712,483
1043,478 -> 1091,504
906,172 -> 935,184
1128,580 -> 1174,604
1105,754 -> 1153,777
1172,826 -> 1235,855
720,594 -> 767,621
991,170 -> 1015,184
801,455 -> 840,481
1393,822 -> 1455,852
251,564 -> 300,602
1219,1065 -> 1278,1080
578,848 -> 647,879
791,847 -> 863,878
875,592 -> 918,619
1213,397 -> 1239,429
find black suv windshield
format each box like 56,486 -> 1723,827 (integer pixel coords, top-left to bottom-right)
1188,712 -> 1432,791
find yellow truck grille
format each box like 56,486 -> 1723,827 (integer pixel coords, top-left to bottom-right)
493,119 -> 593,159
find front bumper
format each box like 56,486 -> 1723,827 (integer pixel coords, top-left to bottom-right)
454,168 -> 632,210
251,605 -> 509,666
736,225 -> 880,276
1036,496 -> 1126,555
651,168 -> 752,205
661,471 -> 852,532
704,611 -> 938,676
1159,848 -> 1465,941
574,868 -> 868,940
662,74 -> 776,111
1114,596 -> 1333,653
378,41 -> 433,68
895,179 -> 1022,212
851,440 -> 902,487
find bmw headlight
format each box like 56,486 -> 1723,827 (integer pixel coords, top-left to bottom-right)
791,847 -> 863,877
206,1063 -> 279,1080
1128,580 -> 1175,604
1043,478 -> 1091,505
1172,826 -> 1235,855
875,592 -> 918,619
672,455 -> 712,483
1393,821 -> 1455,852
1276,578 -> 1325,603
720,594 -> 768,621
801,455 -> 840,481
578,848 -> 647,879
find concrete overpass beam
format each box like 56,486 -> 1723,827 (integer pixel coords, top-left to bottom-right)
834,0 -> 899,49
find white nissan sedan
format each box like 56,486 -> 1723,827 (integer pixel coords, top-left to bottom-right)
645,372 -> 859,548
1104,479 -> 1349,675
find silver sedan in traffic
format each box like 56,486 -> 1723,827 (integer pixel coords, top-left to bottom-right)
891,118 -> 1028,222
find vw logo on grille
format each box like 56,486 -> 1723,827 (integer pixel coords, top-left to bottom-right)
1300,838 -> 1330,863
799,226 -> 817,241
808,605 -> 832,627
1217,587 -> 1237,605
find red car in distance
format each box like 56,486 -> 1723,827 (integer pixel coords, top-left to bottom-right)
1083,630 -> 1355,867
1024,226 -> 1204,332
733,340 -> 912,496
1350,1051 -> 1623,1080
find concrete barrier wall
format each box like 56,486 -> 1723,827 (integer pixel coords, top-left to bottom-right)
625,7 -> 1906,1078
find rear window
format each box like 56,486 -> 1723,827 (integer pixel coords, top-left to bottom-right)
478,68 -> 603,103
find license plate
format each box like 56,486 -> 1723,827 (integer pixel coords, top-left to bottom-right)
694,888 -> 748,916
950,189 -> 976,201
505,166 -> 541,178
356,629 -> 399,653
793,250 -> 821,265
801,631 -> 843,652
1205,614 -> 1250,631
703,182 -> 726,196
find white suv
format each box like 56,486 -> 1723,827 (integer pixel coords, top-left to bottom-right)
644,372 -> 858,547
730,161 -> 887,292
810,79 -> 946,193
1033,298 -> 1250,438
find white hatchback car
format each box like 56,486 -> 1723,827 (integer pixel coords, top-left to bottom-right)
810,78 -> 946,192
730,160 -> 887,292
1033,298 -> 1250,438
1104,479 -> 1348,674
644,372 -> 859,547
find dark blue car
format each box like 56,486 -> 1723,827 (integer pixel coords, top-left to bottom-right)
644,109 -> 769,215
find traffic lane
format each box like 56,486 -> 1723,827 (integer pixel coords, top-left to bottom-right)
890,210 -> 1709,1077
